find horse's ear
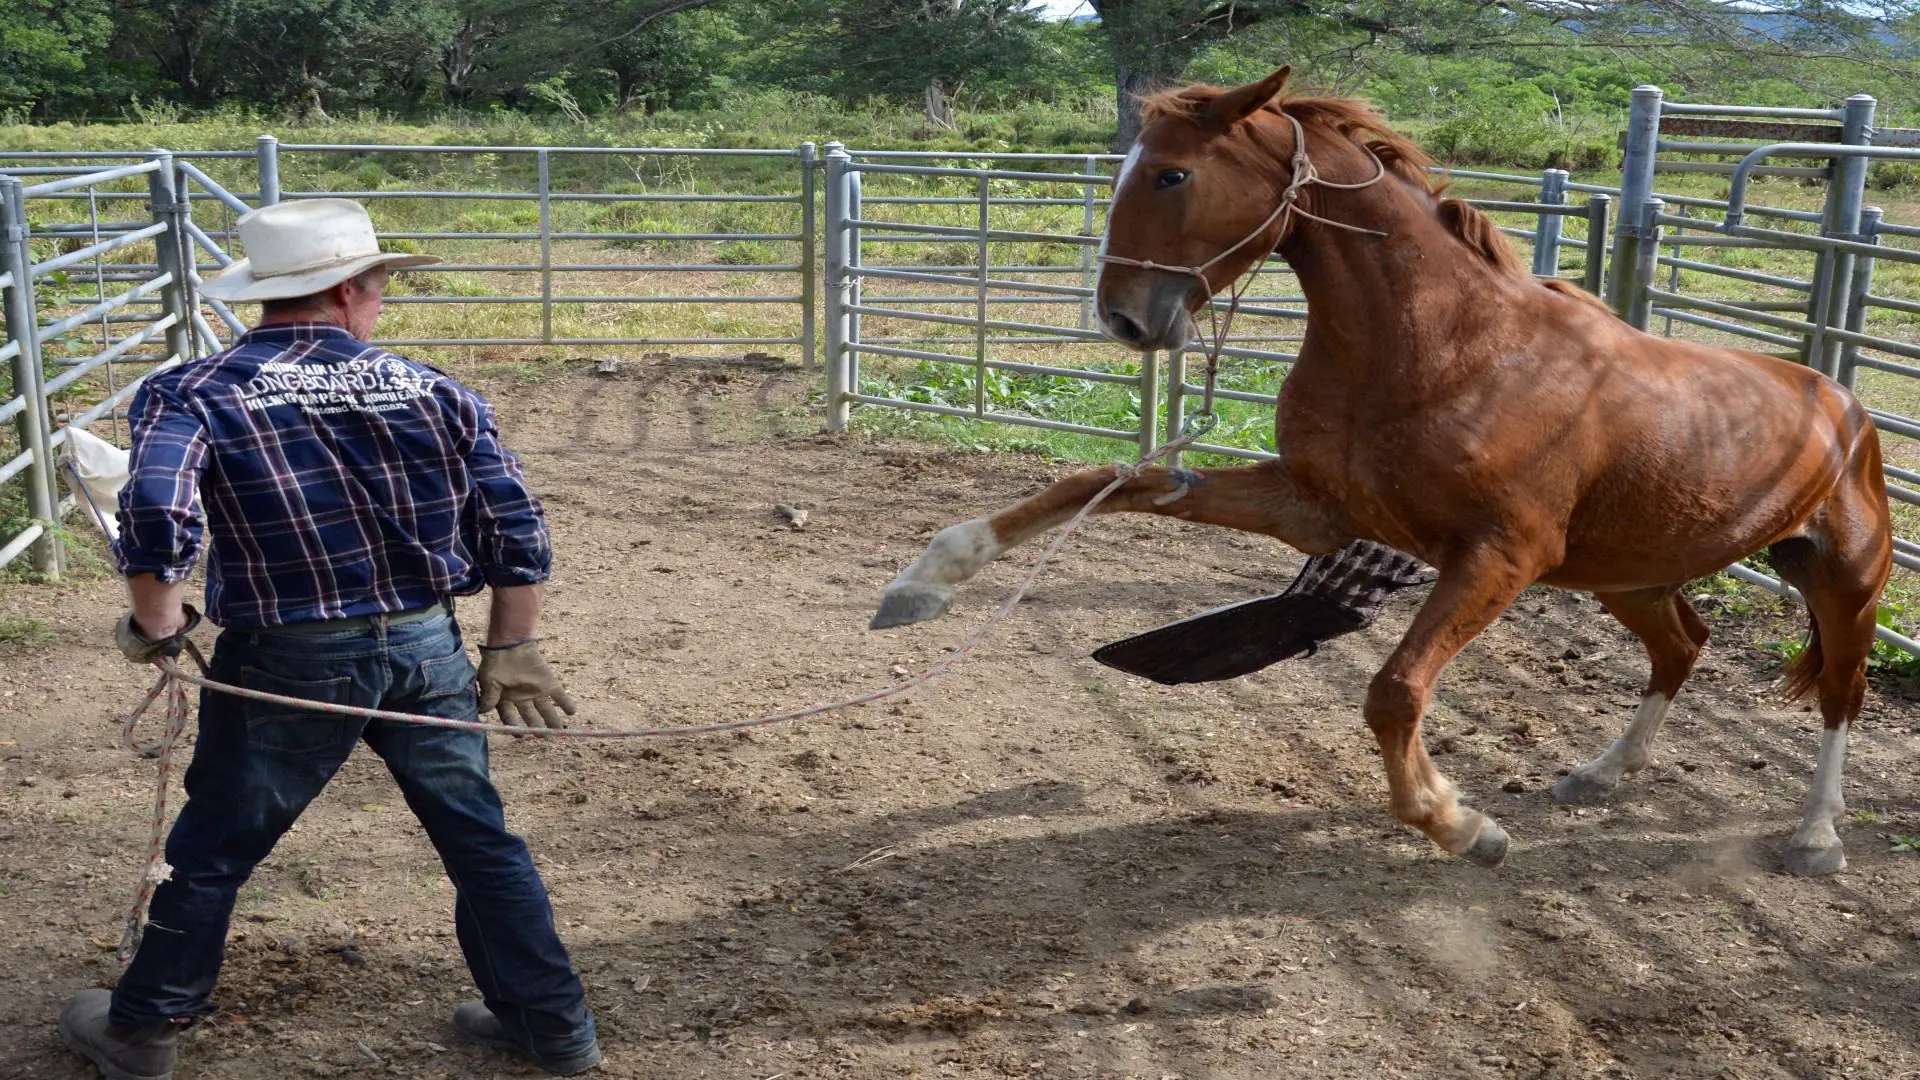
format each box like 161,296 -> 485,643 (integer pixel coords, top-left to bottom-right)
1202,67 -> 1291,128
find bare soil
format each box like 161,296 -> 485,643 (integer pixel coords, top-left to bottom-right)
4,354 -> 1920,1080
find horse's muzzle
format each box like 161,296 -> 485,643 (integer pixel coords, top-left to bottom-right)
1098,272 -> 1200,352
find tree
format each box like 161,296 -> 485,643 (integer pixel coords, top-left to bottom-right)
444,0 -> 737,113
1092,0 -> 1920,149
107,0 -> 458,115
752,0 -> 1066,127
0,0 -> 113,114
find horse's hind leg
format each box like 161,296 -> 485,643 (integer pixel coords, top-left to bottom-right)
1768,535 -> 1888,875
1552,587 -> 1708,805
1767,418 -> 1891,876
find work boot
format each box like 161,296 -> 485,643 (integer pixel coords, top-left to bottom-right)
453,1001 -> 602,1075
58,989 -> 178,1080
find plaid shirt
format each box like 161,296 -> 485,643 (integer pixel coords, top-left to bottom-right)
115,323 -> 551,628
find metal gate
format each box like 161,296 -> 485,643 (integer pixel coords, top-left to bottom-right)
2,158 -> 202,577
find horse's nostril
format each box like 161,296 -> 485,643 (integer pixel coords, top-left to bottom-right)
1108,312 -> 1144,344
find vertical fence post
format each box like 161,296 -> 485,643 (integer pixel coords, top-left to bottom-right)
2,178 -> 62,577
1582,194 -> 1611,298
255,135 -> 280,206
1624,198 -> 1664,332
1079,153 -> 1097,332
1660,204 -> 1687,337
1609,86 -> 1663,315
536,149 -> 552,346
1805,94 -> 1876,376
974,175 -> 990,420
1137,351 -> 1160,459
1163,348 -> 1186,467
798,142 -> 817,371
147,153 -> 197,372
1531,168 -> 1567,278
847,169 -> 862,397
822,143 -> 852,432
1835,206 -> 1881,391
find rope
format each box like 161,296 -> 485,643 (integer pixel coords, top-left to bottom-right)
111,431 -> 1201,962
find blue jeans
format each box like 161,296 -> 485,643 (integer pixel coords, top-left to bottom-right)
110,610 -> 596,1059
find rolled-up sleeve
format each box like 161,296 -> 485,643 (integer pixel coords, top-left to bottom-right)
115,378 -> 209,582
460,394 -> 552,587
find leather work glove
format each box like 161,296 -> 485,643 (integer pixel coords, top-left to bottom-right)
114,604 -> 203,664
476,639 -> 578,730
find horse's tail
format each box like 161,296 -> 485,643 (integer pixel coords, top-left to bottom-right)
1776,615 -> 1825,703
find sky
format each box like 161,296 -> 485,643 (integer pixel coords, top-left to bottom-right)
1034,0 -> 1095,20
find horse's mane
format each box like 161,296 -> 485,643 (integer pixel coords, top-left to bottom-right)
1140,85 -> 1529,278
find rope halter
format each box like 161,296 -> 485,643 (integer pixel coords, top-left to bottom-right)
1094,110 -> 1390,436
1096,111 -> 1390,287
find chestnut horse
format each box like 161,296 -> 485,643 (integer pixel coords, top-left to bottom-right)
871,67 -> 1893,876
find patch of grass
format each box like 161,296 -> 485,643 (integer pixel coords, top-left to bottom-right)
714,239 -> 775,265
1888,834 -> 1920,854
0,616 -> 55,648
1758,634 -> 1807,666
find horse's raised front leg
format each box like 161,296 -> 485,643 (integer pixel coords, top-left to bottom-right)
871,461 -> 1344,629
1366,547 -> 1540,867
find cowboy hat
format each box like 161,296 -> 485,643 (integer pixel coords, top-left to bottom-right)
199,198 -> 440,303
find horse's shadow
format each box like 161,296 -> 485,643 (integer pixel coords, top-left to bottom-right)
571,781 -> 1920,1074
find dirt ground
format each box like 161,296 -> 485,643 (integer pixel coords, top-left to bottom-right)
4,354 -> 1920,1080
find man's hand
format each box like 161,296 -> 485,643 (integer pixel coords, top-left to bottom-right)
115,604 -> 202,664
476,639 -> 577,730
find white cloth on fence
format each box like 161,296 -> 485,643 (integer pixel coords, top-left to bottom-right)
62,425 -> 130,544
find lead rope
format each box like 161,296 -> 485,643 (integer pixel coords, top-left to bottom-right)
98,434 -> 1204,961
1098,111 -> 1389,436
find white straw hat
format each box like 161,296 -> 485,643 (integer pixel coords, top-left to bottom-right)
199,198 -> 439,303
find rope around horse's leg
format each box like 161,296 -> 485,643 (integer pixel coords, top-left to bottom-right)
114,435 -> 1194,961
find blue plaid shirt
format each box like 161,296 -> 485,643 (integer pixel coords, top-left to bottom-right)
115,323 -> 551,628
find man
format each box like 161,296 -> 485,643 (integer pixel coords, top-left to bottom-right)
59,198 -> 601,1079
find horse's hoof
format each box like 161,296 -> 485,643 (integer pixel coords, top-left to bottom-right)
1782,841 -> 1846,877
1461,816 -> 1510,869
870,582 -> 953,629
1550,770 -> 1616,807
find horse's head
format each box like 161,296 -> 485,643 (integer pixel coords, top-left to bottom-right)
1096,67 -> 1300,353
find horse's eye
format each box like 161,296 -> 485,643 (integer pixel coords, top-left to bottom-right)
1154,170 -> 1189,190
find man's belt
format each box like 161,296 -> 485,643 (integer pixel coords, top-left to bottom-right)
255,600 -> 453,636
